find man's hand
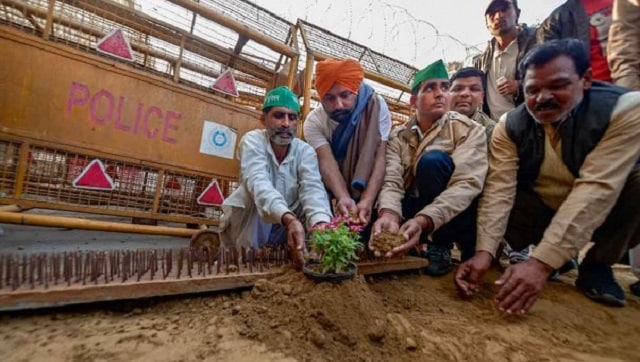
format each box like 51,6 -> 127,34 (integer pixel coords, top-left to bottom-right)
283,213 -> 306,269
311,221 -> 328,230
371,211 -> 401,236
336,197 -> 357,219
454,251 -> 493,297
370,211 -> 401,257
355,200 -> 373,225
494,258 -> 554,314
497,78 -> 519,97
388,216 -> 429,258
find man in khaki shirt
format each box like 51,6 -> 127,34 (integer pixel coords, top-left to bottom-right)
372,60 -> 488,276
455,39 -> 640,312
449,67 -> 497,141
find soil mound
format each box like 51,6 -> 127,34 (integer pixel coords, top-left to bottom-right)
232,268 -> 415,362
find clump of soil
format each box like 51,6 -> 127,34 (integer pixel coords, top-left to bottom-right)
370,230 -> 406,256
231,267 -> 420,362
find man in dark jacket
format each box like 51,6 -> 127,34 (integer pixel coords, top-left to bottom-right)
474,0 -> 537,120
537,0 -> 614,82
456,39 -> 640,312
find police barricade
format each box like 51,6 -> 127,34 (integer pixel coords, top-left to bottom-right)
0,0 -> 299,235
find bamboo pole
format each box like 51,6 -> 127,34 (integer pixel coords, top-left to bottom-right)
0,205 -> 30,213
286,25 -> 300,90
42,0 -> 55,39
0,212 -> 196,237
0,204 -> 30,212
302,51 -> 315,122
12,143 -> 29,200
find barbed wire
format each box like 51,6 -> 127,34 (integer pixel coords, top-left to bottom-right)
252,0 -> 484,65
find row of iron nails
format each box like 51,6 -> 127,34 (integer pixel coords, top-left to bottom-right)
0,246 -> 293,291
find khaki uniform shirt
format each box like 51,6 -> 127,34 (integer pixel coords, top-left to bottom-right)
471,111 -> 497,142
378,111 -> 488,231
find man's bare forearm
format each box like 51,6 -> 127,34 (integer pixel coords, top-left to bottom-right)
359,141 -> 387,207
316,145 -> 351,199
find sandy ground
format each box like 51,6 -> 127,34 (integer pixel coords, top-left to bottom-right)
0,263 -> 638,362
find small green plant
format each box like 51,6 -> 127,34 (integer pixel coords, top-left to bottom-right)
307,215 -> 363,274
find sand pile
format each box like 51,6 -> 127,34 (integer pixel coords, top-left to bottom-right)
229,268 -> 422,362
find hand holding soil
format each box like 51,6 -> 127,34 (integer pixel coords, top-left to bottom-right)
370,230 -> 406,257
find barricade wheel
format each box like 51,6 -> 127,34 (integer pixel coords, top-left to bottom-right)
190,230 -> 221,259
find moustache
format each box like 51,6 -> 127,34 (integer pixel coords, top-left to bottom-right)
534,101 -> 560,112
273,127 -> 294,136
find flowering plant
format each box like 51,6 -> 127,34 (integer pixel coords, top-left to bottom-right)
307,215 -> 364,274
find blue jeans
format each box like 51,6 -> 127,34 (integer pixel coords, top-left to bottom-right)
402,150 -> 477,259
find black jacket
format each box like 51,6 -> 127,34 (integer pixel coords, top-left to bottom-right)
536,0 -> 590,49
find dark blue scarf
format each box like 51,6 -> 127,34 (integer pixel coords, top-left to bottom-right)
330,83 -> 375,162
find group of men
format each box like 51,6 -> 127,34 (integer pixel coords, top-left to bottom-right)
220,0 -> 640,314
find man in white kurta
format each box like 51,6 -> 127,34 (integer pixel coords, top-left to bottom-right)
220,86 -> 332,266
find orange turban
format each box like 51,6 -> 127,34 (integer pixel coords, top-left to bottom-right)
314,59 -> 365,99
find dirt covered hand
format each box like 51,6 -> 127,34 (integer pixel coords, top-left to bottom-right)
369,210 -> 401,256
336,197 -> 357,219
454,251 -> 493,296
371,211 -> 425,258
494,258 -> 554,315
370,230 -> 406,258
455,251 -> 554,315
355,199 -> 373,225
393,216 -> 429,257
282,213 -> 306,269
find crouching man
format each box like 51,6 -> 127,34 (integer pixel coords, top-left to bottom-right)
372,60 -> 488,276
220,86 -> 333,268
455,39 -> 640,312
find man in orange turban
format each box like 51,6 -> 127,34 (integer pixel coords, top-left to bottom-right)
303,58 -> 392,239
314,59 -> 365,101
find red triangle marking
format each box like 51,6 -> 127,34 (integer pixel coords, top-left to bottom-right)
72,159 -> 115,190
165,176 -> 182,190
211,69 -> 239,97
96,28 -> 134,62
197,180 -> 225,206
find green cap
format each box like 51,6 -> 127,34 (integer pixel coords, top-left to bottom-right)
411,59 -> 449,92
262,86 -> 300,113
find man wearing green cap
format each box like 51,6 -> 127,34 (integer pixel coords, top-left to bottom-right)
220,86 -> 332,268
372,60 -> 489,276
